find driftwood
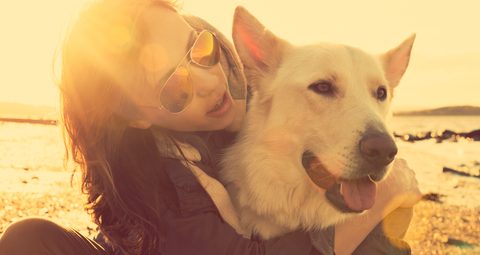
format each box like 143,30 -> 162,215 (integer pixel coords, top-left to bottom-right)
0,118 -> 57,126
443,167 -> 480,179
445,238 -> 475,249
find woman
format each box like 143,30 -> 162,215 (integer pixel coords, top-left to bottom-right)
0,0 -> 420,254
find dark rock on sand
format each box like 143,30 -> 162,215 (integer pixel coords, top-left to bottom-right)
445,238 -> 476,249
422,192 -> 445,203
394,129 -> 480,143
443,166 -> 480,179
461,129 -> 480,141
440,130 -> 456,140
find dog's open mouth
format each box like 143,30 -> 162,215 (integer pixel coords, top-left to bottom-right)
302,151 -> 377,213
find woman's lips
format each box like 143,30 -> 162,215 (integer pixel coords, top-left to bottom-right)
206,92 -> 232,117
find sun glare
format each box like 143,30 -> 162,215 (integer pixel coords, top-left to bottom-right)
1,0 -> 480,110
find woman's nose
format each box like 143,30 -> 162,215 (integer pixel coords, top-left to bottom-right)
190,65 -> 226,98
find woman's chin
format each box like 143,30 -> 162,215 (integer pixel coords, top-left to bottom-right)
208,111 -> 237,131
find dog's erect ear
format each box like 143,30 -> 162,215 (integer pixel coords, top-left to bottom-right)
232,6 -> 287,89
381,34 -> 416,88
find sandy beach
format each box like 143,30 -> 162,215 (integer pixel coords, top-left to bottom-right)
1,121 -> 479,254
397,140 -> 480,254
2,168 -> 478,254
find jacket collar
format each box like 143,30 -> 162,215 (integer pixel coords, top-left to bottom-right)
151,129 -> 202,162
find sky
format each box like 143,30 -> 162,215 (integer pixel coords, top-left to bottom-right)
1,0 -> 479,111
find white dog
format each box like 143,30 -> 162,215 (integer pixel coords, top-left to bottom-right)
220,7 -> 415,239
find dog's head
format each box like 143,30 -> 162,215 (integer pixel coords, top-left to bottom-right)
232,7 -> 414,212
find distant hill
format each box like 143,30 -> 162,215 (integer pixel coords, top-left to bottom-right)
394,106 -> 480,116
0,102 -> 58,119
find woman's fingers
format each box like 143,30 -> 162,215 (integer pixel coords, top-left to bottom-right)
388,158 -> 422,208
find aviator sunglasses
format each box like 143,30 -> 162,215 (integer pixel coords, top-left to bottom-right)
143,30 -> 227,113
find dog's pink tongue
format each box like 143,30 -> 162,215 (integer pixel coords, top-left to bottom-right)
340,177 -> 377,211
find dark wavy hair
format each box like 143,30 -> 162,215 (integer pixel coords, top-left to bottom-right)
58,0 -> 195,254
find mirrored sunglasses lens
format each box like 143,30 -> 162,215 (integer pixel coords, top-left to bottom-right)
159,66 -> 193,113
191,32 -> 220,66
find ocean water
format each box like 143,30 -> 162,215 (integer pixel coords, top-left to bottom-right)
390,116 -> 480,207
0,116 -> 480,171
0,117 -> 479,206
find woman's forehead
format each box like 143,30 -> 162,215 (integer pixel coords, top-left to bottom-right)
138,6 -> 194,87
142,5 -> 192,39
140,6 -> 193,52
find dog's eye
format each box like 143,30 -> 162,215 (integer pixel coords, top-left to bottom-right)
309,81 -> 334,95
376,87 -> 387,101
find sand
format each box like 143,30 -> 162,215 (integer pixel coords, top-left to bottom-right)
405,201 -> 480,254
0,122 -> 479,254
1,148 -> 479,254
0,170 -> 96,238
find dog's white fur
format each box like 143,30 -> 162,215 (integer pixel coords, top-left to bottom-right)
220,7 -> 415,239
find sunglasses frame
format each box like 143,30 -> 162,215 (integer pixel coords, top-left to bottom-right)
140,30 -> 228,114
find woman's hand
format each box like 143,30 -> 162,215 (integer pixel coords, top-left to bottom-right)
377,158 -> 422,213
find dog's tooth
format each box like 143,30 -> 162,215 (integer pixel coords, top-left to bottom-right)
215,97 -> 224,107
368,174 -> 381,182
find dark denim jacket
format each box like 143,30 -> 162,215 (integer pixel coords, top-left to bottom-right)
96,154 -> 411,255
95,156 -> 322,255
156,157 -> 322,255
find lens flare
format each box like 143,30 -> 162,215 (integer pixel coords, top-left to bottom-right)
139,43 -> 168,73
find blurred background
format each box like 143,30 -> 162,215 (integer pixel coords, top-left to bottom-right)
1,0 -> 479,254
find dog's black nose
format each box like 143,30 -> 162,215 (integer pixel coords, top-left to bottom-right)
359,132 -> 398,167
